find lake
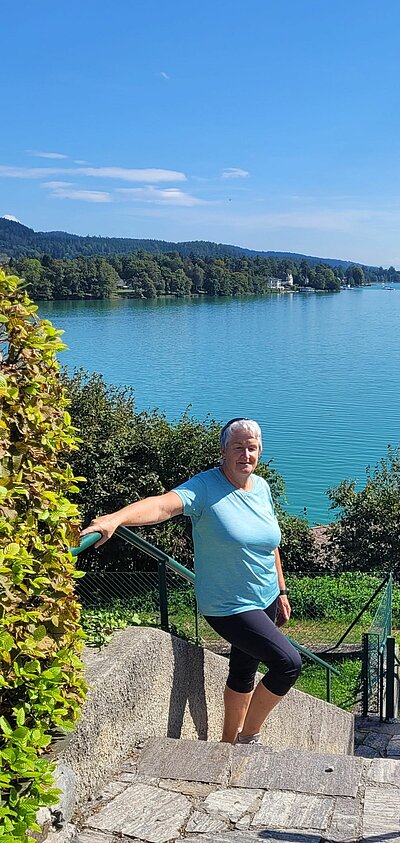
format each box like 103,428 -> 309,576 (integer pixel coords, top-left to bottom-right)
38,287 -> 400,524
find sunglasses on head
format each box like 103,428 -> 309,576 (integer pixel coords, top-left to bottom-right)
220,417 -> 250,438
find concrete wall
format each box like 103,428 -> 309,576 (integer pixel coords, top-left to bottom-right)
60,626 -> 354,813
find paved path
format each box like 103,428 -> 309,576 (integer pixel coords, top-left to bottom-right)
76,735 -> 400,843
355,714 -> 400,758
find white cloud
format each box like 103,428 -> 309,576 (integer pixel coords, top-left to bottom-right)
1,214 -> 20,222
50,187 -> 112,203
42,181 -> 75,188
222,168 -> 249,179
0,166 -> 66,178
74,159 -> 89,165
159,71 -> 170,80
0,165 -> 187,183
116,186 -> 204,206
78,167 -> 186,182
27,150 -> 68,159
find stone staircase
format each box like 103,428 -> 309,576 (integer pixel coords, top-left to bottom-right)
42,629 -> 400,843
75,735 -> 400,843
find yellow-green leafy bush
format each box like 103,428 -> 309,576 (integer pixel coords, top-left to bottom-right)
0,271 -> 86,843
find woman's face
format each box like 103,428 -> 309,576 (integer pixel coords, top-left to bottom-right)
221,429 -> 260,481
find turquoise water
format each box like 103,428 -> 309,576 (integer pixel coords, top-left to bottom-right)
39,287 -> 400,524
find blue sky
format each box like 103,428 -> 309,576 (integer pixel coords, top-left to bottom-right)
2,0 -> 400,265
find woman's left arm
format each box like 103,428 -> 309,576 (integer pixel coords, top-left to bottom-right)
274,548 -> 291,625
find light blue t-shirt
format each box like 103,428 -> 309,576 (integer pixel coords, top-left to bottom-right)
173,467 -> 281,616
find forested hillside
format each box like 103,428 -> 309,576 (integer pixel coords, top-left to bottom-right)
2,218 -> 398,300
0,217 -> 360,267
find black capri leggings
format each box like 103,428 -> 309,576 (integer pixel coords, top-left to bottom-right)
204,599 -> 302,696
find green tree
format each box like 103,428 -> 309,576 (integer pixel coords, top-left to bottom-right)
345,265 -> 364,286
312,264 -> 339,291
327,446 -> 400,574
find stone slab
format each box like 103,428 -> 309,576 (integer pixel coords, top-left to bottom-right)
97,780 -> 128,801
114,771 -> 138,783
120,756 -> 139,771
231,747 -> 363,797
186,811 -> 228,833
387,739 -> 400,757
229,744 -> 274,787
362,731 -> 390,752
77,833 -> 123,843
184,832 -> 322,843
158,778 -> 215,797
86,781 -> 191,843
251,789 -> 334,831
203,787 -> 263,822
326,796 -> 362,843
363,785 -> 400,838
236,815 -> 251,829
355,745 -> 380,758
368,757 -> 400,787
355,716 -> 398,734
138,736 -> 232,784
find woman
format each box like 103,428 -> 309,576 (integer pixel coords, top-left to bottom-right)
81,417 -> 302,745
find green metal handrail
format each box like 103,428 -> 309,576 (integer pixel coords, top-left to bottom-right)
332,573 -> 391,651
71,527 -> 195,582
362,573 -> 393,718
71,528 -> 340,699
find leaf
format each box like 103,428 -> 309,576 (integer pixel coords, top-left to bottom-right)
0,717 -> 13,737
32,624 -> 47,641
0,631 -> 14,652
15,708 -> 25,726
12,727 -> 29,742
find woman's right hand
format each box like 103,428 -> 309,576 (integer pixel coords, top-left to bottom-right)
80,514 -> 121,548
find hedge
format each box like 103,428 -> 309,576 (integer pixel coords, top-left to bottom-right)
0,271 -> 86,842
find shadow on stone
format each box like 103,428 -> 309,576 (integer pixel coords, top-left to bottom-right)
167,635 -> 208,740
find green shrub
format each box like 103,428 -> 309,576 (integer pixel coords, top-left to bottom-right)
285,572 -> 386,621
279,513 -> 317,573
0,272 -> 86,842
327,446 -> 400,576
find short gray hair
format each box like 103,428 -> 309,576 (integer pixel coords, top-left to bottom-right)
220,418 -> 263,453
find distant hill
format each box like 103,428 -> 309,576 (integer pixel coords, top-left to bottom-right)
0,217 -> 367,269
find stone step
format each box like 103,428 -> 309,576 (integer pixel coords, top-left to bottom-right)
138,736 -> 363,796
76,736 -> 400,843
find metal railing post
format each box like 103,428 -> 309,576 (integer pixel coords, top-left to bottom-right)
158,560 -> 169,632
362,633 -> 368,717
379,648 -> 385,722
386,637 -> 395,721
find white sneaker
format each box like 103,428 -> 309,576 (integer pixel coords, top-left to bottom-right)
236,732 -> 261,745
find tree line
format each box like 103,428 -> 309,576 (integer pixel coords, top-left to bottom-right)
9,251 -> 378,300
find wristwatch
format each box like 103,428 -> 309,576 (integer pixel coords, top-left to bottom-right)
279,588 -> 288,596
